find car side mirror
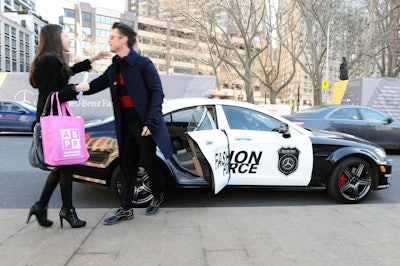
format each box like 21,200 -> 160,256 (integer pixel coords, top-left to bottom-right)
386,117 -> 393,124
279,123 -> 291,138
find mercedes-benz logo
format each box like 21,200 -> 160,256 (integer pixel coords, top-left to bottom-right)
280,155 -> 297,172
13,90 -> 37,106
278,147 -> 300,176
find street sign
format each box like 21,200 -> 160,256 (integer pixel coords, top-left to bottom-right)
322,80 -> 329,89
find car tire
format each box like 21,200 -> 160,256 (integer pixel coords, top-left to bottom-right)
327,157 -> 373,204
111,165 -> 154,207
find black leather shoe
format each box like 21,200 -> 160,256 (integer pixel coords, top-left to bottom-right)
103,207 -> 134,225
145,194 -> 163,215
27,202 -> 53,227
59,207 -> 86,228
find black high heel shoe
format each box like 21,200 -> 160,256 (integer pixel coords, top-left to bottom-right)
59,207 -> 86,228
27,202 -> 53,227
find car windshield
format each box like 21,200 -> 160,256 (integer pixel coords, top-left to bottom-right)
18,102 -> 36,112
290,105 -> 333,117
20,102 -> 36,112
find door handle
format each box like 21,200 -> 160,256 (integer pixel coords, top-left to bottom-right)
234,137 -> 252,141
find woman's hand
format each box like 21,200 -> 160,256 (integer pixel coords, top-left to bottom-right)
75,82 -> 90,92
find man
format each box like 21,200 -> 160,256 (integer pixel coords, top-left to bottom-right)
86,22 -> 173,224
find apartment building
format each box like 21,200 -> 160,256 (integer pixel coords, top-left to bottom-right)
0,0 -> 46,72
60,1 -> 215,77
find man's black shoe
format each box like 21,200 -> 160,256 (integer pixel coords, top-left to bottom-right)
145,194 -> 163,215
103,207 -> 134,225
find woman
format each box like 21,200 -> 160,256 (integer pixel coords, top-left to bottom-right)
27,24 -> 109,228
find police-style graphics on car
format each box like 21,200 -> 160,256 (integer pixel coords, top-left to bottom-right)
72,98 -> 391,206
229,150 -> 262,174
278,147 -> 299,176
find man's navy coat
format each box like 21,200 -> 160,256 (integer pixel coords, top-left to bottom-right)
86,49 -> 173,159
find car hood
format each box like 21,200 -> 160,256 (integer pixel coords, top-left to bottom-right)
309,129 -> 382,148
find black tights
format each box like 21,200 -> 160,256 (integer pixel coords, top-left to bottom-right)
38,166 -> 73,209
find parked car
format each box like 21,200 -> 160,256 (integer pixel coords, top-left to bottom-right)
284,105 -> 400,151
72,98 -> 391,206
0,101 -> 36,133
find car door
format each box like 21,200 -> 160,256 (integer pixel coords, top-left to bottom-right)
186,130 -> 230,194
327,107 -> 364,137
221,105 -> 314,186
357,107 -> 400,148
0,102 -> 20,131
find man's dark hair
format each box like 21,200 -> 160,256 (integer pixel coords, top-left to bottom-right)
112,22 -> 137,48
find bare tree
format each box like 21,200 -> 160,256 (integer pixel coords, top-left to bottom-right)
367,0 -> 400,77
328,2 -> 367,79
253,0 -> 303,104
333,0 -> 400,78
295,0 -> 344,105
167,0 -> 276,103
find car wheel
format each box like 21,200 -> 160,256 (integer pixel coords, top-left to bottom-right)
327,157 -> 373,204
111,165 -> 154,207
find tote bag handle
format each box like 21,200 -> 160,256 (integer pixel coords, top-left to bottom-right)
48,92 -> 75,117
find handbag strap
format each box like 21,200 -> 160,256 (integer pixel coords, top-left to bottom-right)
49,92 -> 62,116
59,97 -> 75,117
41,92 -> 55,117
56,92 -> 75,117
41,92 -> 75,117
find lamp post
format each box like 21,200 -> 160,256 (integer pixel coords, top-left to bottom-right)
297,80 -> 300,111
324,18 -> 331,105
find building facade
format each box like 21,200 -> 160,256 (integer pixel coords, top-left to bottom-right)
0,0 -> 46,72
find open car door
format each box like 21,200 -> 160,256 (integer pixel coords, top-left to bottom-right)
186,130 -> 230,193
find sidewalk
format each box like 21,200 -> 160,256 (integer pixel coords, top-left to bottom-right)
1,205 -> 400,266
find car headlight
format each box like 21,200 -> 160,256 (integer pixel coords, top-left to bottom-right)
373,148 -> 387,161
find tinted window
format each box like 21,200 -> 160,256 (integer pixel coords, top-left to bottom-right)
328,108 -> 360,120
359,108 -> 388,122
223,105 -> 281,131
164,105 -> 216,132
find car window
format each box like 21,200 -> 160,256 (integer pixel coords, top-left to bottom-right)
10,104 -> 22,112
328,108 -> 360,120
358,108 -> 388,122
164,105 -> 217,132
0,103 -> 13,112
164,105 -> 217,175
289,105 -> 330,117
222,105 -> 281,131
19,102 -> 36,112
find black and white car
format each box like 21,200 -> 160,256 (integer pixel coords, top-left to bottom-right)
73,98 -> 391,205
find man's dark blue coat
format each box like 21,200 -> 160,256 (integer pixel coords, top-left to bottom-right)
87,49 -> 173,159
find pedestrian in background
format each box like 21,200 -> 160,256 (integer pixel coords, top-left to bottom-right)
28,24 -> 110,228
85,22 -> 173,225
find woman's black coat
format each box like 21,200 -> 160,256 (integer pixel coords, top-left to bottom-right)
33,55 -> 91,122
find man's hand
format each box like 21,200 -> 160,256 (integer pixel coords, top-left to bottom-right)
141,126 -> 152,136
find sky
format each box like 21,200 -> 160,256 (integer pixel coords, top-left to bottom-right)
36,0 -> 125,24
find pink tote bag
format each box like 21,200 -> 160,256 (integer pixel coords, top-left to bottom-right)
41,92 -> 89,166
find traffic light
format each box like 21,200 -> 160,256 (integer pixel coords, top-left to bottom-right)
339,57 -> 348,80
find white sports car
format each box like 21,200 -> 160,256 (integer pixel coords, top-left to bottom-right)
73,98 -> 391,205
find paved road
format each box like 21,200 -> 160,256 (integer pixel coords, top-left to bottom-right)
1,135 -> 400,209
1,135 -> 400,265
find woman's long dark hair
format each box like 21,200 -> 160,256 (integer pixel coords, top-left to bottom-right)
29,24 -> 71,88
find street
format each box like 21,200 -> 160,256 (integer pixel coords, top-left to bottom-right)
2,134 -> 400,266
1,134 -> 399,209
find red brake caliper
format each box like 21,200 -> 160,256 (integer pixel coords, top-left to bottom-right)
339,173 -> 347,187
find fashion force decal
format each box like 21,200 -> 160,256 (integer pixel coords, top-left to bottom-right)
278,147 -> 300,176
229,150 -> 263,174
